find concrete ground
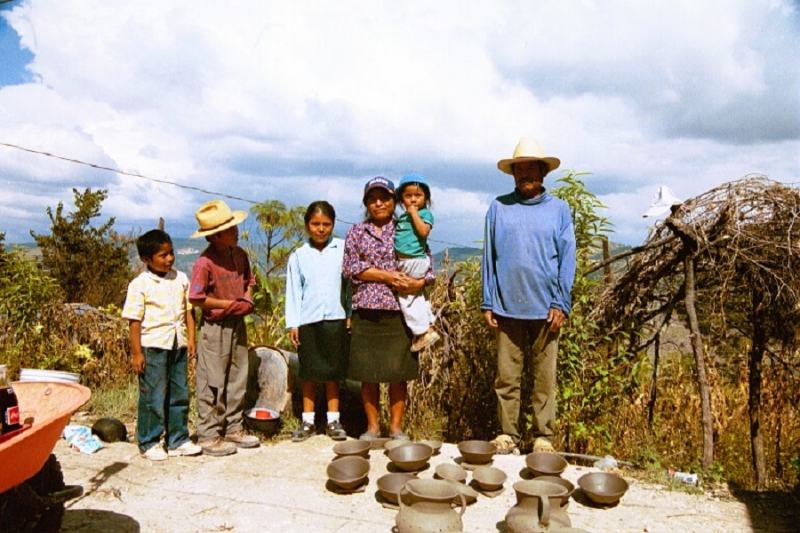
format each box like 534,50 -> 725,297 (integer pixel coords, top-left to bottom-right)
55,435 -> 791,532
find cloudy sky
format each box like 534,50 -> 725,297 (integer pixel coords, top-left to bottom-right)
1,0 -> 798,249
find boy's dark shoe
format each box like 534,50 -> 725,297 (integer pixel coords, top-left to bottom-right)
292,422 -> 315,442
198,437 -> 237,457
325,421 -> 347,441
224,430 -> 260,449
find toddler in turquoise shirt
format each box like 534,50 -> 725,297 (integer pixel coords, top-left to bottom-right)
395,173 -> 440,352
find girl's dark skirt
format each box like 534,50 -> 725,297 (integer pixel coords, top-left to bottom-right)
348,309 -> 417,383
297,319 -> 349,381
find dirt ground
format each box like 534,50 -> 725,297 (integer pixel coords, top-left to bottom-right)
53,432 -> 798,533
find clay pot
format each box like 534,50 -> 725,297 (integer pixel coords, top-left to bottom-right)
457,440 -> 494,464
333,439 -> 370,459
326,456 -> 369,490
435,463 -> 467,484
524,452 -> 568,477
376,472 -> 417,504
388,443 -> 433,472
396,479 -> 467,533
535,475 -> 574,507
472,466 -> 507,491
384,439 -> 412,454
577,472 -> 628,505
505,480 -> 569,533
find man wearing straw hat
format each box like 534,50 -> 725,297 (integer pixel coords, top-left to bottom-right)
189,199 -> 260,456
481,138 -> 576,455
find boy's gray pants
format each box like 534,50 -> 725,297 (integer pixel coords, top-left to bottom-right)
397,256 -> 434,335
196,316 -> 248,441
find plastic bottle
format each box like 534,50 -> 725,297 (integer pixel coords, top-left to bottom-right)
0,364 -> 22,434
672,471 -> 699,485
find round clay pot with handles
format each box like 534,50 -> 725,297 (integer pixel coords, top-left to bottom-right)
396,478 -> 467,533
505,479 -> 569,533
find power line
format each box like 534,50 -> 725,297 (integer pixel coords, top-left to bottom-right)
0,141 -> 478,249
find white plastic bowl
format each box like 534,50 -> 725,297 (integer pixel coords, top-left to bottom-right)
20,368 -> 81,384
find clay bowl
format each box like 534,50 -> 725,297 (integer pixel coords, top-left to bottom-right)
333,439 -> 370,459
472,465 -> 507,491
388,442 -> 433,471
525,452 -> 568,477
418,439 -> 443,455
244,408 -> 281,436
376,472 -> 416,504
537,475 -> 575,506
578,472 -> 629,506
457,440 -> 494,465
327,456 -> 370,491
434,463 -> 467,484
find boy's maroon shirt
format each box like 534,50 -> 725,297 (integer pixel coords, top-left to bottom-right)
189,245 -> 255,322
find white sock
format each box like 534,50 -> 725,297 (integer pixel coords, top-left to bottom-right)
327,411 -> 340,424
302,412 -> 315,425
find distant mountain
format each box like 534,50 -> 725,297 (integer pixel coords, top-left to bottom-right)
433,246 -> 482,265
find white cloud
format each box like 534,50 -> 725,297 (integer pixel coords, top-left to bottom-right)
0,0 -> 797,247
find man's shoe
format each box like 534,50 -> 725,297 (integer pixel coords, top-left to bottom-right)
292,422 -> 315,442
199,437 -> 237,457
490,434 -> 519,455
411,329 -> 441,352
168,440 -> 203,457
142,445 -> 168,461
325,421 -> 347,441
533,437 -> 555,453
224,431 -> 260,448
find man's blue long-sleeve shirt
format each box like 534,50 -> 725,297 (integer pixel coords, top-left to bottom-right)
481,190 -> 576,319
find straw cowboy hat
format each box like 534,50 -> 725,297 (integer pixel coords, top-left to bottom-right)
497,137 -> 561,176
191,199 -> 248,238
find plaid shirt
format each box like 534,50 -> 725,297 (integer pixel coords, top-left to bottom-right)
122,269 -> 190,349
343,220 -> 434,311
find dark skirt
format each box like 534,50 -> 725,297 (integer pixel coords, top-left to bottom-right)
348,309 -> 417,383
297,319 -> 349,381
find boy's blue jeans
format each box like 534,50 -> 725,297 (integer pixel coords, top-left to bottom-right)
136,344 -> 190,451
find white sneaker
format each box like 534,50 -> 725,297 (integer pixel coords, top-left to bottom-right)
143,445 -> 168,461
168,440 -> 202,457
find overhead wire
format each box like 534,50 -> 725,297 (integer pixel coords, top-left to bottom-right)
0,141 -> 478,249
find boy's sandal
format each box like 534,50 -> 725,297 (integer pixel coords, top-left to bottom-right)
390,431 -> 410,441
358,430 -> 380,442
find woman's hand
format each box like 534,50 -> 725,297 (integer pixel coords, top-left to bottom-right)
289,328 -> 300,347
395,274 -> 425,295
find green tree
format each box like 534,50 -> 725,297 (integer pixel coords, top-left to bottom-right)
31,188 -> 132,307
244,200 -> 305,345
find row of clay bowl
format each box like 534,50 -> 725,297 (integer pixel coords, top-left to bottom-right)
326,438 -> 628,506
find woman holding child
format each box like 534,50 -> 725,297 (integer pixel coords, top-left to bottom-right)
343,176 -> 434,441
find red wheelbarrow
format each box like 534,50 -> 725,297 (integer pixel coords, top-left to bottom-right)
0,381 -> 91,531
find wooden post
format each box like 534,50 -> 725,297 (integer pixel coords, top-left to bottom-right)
684,256 -> 714,470
749,288 -> 768,489
157,217 -> 165,230
647,330 -> 660,429
601,237 -> 613,285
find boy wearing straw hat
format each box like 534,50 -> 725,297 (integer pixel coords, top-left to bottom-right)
481,138 -> 576,455
189,199 -> 260,456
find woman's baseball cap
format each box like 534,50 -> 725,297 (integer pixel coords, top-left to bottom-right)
362,176 -> 395,204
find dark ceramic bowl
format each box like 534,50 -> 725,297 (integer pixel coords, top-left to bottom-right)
536,475 -> 575,506
434,463 -> 467,484
457,440 -> 494,464
376,472 -> 417,504
578,472 -> 629,505
472,466 -> 507,491
525,452 -> 568,477
244,408 -> 281,436
388,442 -> 433,471
327,456 -> 370,490
91,417 -> 128,443
333,439 -> 370,459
